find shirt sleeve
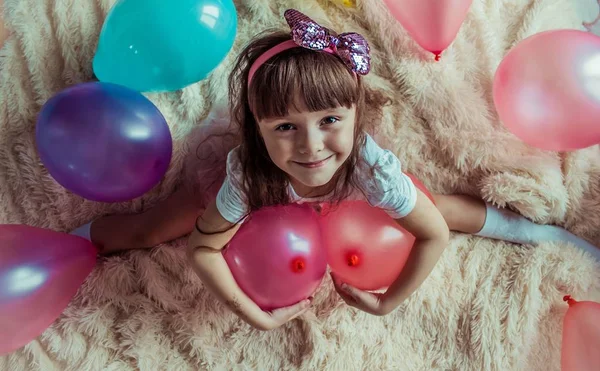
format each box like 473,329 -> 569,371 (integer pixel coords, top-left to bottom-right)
360,135 -> 418,219
215,148 -> 249,224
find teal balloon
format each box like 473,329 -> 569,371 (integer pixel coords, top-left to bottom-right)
93,0 -> 237,92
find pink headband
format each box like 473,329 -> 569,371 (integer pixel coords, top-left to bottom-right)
247,9 -> 371,89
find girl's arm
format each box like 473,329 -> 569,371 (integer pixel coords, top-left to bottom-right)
187,200 -> 311,330
332,189 -> 450,315
379,189 -> 450,311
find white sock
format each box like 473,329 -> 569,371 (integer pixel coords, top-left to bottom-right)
475,203 -> 600,261
70,222 -> 93,242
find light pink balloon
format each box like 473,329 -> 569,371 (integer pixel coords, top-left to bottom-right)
561,296 -> 600,371
0,225 -> 97,355
383,0 -> 473,60
493,30 -> 600,151
223,204 -> 327,311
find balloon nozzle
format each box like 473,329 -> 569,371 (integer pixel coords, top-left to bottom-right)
291,257 -> 306,273
346,253 -> 360,267
563,295 -> 578,306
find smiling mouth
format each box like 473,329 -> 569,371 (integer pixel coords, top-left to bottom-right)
293,155 -> 333,168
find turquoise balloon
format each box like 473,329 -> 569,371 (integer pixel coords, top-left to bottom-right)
93,0 -> 237,92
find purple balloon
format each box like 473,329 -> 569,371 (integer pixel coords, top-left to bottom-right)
36,82 -> 172,202
0,225 -> 97,355
223,204 -> 327,311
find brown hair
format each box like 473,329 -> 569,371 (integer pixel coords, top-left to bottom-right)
228,31 -> 387,213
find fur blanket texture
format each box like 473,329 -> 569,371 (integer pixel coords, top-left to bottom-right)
1,0 -> 600,370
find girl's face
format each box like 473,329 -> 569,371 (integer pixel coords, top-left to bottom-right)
258,101 -> 357,197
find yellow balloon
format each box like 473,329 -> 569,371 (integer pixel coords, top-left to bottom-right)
334,0 -> 356,7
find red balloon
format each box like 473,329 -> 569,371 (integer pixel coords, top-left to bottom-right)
0,225 -> 97,355
319,201 -> 415,290
561,295 -> 600,371
319,173 -> 433,291
223,204 -> 327,311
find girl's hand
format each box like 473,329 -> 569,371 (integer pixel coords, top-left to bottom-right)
331,273 -> 392,316
255,297 -> 313,331
330,189 -> 450,317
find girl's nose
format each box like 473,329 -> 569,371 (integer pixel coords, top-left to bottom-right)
297,128 -> 324,155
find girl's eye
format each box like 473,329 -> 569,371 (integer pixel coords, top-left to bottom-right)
322,116 -> 339,125
275,123 -> 295,132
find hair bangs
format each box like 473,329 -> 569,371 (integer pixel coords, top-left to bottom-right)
248,48 -> 360,121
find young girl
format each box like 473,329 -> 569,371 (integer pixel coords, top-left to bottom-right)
71,9 -> 599,331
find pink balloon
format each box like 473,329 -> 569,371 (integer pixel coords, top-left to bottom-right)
0,225 -> 97,355
493,30 -> 600,151
318,174 -> 432,291
383,0 -> 473,60
319,201 -> 415,291
561,296 -> 600,371
223,204 -> 327,311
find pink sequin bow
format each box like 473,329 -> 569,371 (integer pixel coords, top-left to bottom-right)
284,9 -> 371,75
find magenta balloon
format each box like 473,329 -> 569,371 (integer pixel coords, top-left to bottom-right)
0,225 -> 97,355
493,30 -> 600,151
36,82 -> 173,202
223,204 -> 327,311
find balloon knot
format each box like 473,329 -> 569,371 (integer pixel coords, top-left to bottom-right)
563,295 -> 577,305
347,253 -> 360,267
291,257 -> 306,273
432,51 -> 442,61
